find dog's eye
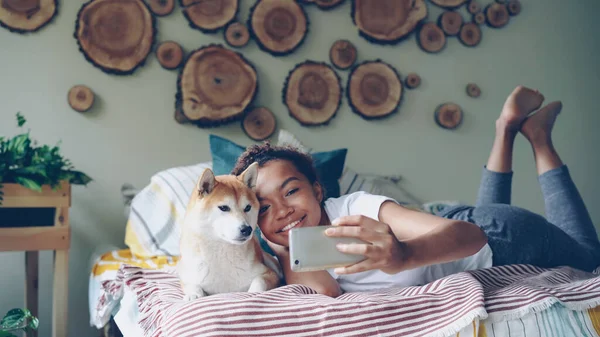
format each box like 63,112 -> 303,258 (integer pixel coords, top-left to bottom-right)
218,205 -> 230,212
244,204 -> 251,212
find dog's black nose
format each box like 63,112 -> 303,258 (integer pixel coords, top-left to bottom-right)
240,225 -> 252,236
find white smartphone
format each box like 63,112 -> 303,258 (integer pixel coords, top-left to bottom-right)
289,226 -> 366,272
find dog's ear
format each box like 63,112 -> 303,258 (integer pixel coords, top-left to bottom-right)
197,168 -> 215,196
238,162 -> 258,191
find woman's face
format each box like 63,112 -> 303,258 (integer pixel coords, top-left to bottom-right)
255,159 -> 324,247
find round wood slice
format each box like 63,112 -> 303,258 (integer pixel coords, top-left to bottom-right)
68,85 -> 95,112
473,12 -> 486,25
249,0 -> 308,56
181,0 -> 238,33
242,107 -> 276,141
508,0 -> 521,16
75,0 -> 155,75
467,1 -> 481,14
0,0 -> 57,33
283,61 -> 342,126
329,39 -> 357,70
466,83 -> 481,98
314,0 -> 345,10
417,22 -> 446,53
438,11 -> 463,36
405,73 -> 421,89
225,22 -> 250,48
174,106 -> 190,124
429,0 -> 467,9
435,103 -> 463,130
352,0 -> 428,45
458,22 -> 481,47
176,45 -> 258,127
485,3 -> 509,28
148,0 -> 175,16
156,41 -> 183,70
347,60 -> 403,120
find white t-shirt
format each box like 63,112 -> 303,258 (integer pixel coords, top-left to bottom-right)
324,191 -> 493,293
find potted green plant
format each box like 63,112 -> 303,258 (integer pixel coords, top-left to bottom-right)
0,113 -> 92,204
0,308 -> 39,337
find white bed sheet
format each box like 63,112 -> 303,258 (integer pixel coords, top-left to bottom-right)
113,286 -> 144,337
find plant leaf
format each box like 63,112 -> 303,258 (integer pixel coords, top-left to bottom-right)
0,309 -> 27,330
27,317 -> 39,330
14,177 -> 42,192
67,170 -> 93,185
16,113 -> 26,127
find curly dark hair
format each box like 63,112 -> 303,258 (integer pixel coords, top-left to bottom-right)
231,142 -> 319,185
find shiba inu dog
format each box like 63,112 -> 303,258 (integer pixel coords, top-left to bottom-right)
178,162 -> 280,300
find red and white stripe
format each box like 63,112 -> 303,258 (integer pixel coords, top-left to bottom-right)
99,264 -> 600,337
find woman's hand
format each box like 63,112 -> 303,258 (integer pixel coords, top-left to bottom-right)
325,215 -> 408,275
261,232 -> 289,256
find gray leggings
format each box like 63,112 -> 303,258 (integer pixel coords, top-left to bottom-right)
439,165 -> 600,272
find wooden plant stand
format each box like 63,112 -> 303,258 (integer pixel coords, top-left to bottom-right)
0,182 -> 71,337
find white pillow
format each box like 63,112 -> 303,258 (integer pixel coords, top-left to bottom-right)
124,162 -> 212,257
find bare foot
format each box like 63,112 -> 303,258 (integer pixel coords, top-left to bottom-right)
520,101 -> 562,144
498,86 -> 545,132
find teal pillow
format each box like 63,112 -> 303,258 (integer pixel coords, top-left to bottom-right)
209,134 -> 347,199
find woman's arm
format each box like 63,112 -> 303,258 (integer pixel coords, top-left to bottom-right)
268,240 -> 342,297
327,201 -> 488,275
379,201 -> 488,272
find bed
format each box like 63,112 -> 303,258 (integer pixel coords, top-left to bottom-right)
90,252 -> 600,337
89,131 -> 600,336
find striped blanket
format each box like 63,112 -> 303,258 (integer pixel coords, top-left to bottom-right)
99,264 -> 600,337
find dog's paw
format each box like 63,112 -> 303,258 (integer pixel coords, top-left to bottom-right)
248,278 -> 268,293
182,287 -> 206,301
183,293 -> 203,301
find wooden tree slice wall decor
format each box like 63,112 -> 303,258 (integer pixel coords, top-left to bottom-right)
508,0 -> 521,16
435,103 -> 463,130
467,1 -> 481,14
352,0 -> 428,45
0,0 -> 57,33
156,41 -> 184,70
148,0 -> 175,16
458,22 -> 481,47
75,0 -> 155,75
249,0 -> 308,56
181,0 -> 238,33
485,2 -> 509,28
405,73 -> 421,89
466,83 -> 481,98
225,22 -> 250,48
283,61 -> 342,126
347,60 -> 403,120
438,11 -> 463,36
174,106 -> 190,124
473,12 -> 486,25
298,0 -> 345,10
417,22 -> 446,53
68,85 -> 95,112
429,0 -> 468,9
176,44 -> 258,127
313,0 -> 345,10
242,107 -> 277,141
329,39 -> 357,70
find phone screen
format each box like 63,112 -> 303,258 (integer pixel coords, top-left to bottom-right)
289,226 -> 365,272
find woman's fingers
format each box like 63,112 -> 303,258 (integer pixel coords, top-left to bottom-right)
334,260 -> 373,275
330,215 -> 390,234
